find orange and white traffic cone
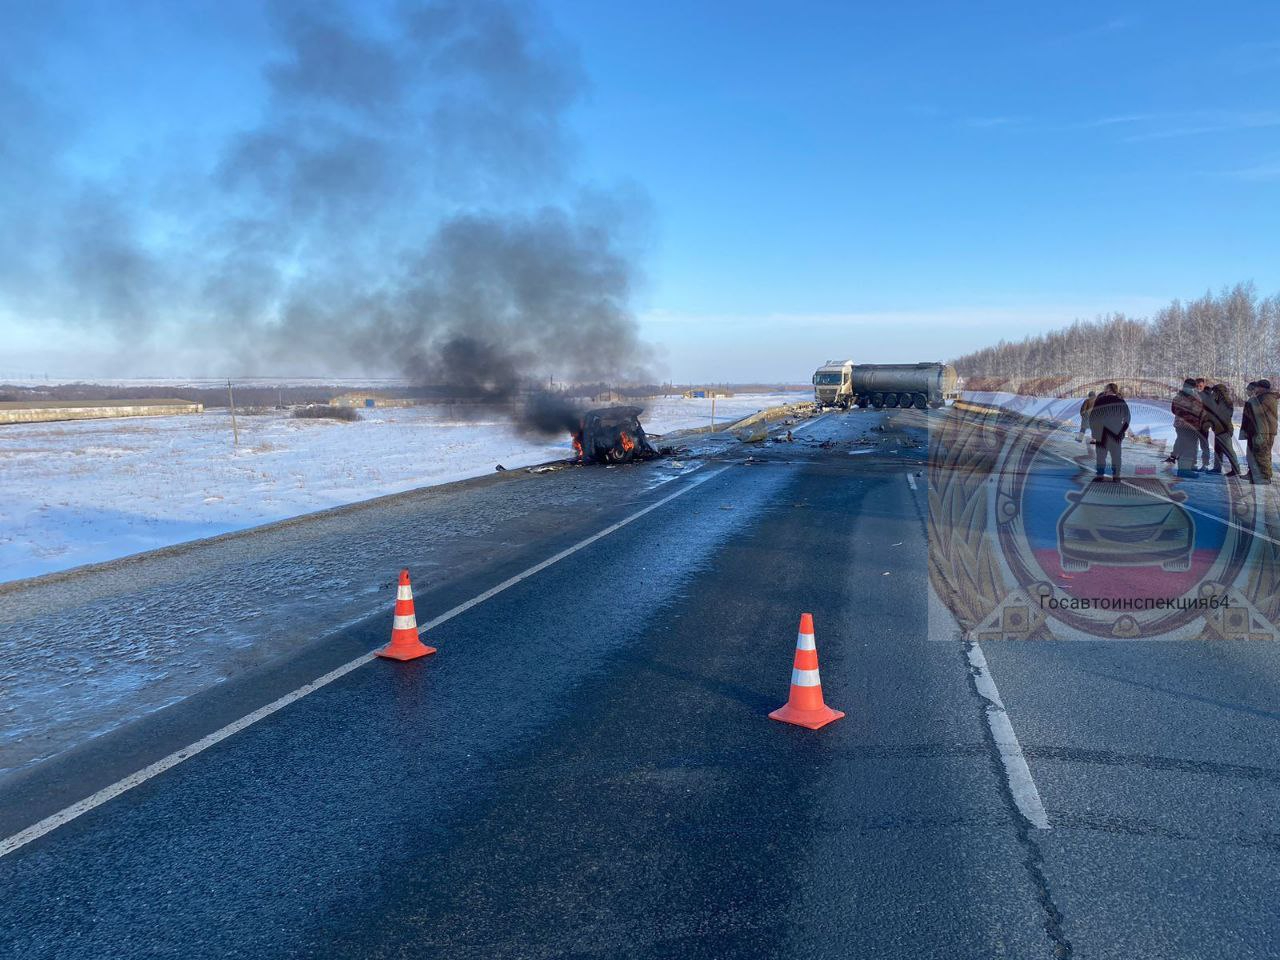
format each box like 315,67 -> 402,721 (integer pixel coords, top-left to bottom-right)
769,613 -> 844,729
377,569 -> 437,661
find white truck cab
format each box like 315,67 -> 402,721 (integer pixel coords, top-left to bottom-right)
812,360 -> 854,408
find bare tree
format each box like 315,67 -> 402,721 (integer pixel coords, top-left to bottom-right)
953,283 -> 1279,395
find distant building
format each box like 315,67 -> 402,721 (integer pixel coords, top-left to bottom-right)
330,392 -> 416,409
0,398 -> 203,425
682,388 -> 734,399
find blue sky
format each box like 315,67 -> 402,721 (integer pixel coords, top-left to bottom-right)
2,1 -> 1279,382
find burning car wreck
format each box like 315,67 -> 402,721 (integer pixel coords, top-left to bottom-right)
572,406 -> 657,464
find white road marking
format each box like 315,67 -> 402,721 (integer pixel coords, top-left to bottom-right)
0,465 -> 730,861
1044,449 -> 1280,549
905,472 -> 918,490
968,643 -> 1050,830
848,449 -> 873,455
790,415 -> 827,434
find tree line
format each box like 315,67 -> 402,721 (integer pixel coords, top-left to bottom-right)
952,283 -> 1280,398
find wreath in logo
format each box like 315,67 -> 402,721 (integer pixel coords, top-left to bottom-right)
929,386 -> 1280,641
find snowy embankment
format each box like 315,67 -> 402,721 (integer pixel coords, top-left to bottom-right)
962,390 -> 1271,466
0,392 -> 801,583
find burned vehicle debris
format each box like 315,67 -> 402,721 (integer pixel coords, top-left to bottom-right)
572,406 -> 657,463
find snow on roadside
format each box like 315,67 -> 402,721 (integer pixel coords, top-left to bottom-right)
0,392 -> 801,583
963,390 -> 1270,466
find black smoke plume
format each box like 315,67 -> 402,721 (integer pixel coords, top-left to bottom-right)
0,0 -> 655,409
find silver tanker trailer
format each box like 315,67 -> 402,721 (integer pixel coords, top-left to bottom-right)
851,362 -> 958,409
813,361 -> 959,410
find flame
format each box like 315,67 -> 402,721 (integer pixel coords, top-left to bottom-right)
619,432 -> 634,453
571,433 -> 583,459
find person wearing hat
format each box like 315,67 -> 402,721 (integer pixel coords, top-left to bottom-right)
1244,379 -> 1277,485
1240,382 -> 1259,478
1088,382 -> 1130,482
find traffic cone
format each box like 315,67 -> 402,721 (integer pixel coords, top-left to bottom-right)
377,569 -> 437,661
769,613 -> 844,729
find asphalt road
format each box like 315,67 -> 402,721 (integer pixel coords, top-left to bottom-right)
3,407 -> 1280,958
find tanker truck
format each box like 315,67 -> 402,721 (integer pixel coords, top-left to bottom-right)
851,362 -> 958,410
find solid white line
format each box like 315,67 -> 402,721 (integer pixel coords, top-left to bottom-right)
905,472 -> 918,491
967,643 -> 1050,830
790,414 -> 827,434
0,465 -> 730,861
1044,448 -> 1280,549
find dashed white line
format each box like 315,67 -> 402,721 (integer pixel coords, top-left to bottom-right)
968,643 -> 1050,830
905,472 -> 918,491
0,465 -> 731,861
790,414 -> 828,434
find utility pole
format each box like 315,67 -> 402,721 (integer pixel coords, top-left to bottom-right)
711,396 -> 716,431
227,380 -> 239,447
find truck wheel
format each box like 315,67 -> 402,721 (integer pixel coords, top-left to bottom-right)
871,394 -> 884,408
856,396 -> 869,408
885,393 -> 899,408
899,393 -> 914,408
913,394 -> 927,410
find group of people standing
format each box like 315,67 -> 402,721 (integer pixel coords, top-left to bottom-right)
1169,378 -> 1276,484
1076,378 -> 1277,485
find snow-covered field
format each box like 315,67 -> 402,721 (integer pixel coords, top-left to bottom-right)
964,390 -> 1274,466
0,392 -> 802,583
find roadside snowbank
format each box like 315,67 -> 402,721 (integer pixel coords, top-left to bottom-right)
0,392 -> 800,582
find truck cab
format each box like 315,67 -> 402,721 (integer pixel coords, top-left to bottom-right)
812,360 -> 854,408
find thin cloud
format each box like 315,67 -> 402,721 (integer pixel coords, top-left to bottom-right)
1081,113 -> 1160,128
1210,160 -> 1280,181
1052,16 -> 1137,45
1075,110 -> 1280,141
1123,111 -> 1280,142
962,116 -> 1027,129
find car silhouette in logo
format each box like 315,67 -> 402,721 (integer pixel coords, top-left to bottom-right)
1057,477 -> 1194,573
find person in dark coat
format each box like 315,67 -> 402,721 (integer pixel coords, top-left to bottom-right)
1204,384 -> 1240,476
1077,391 -> 1096,442
1170,378 -> 1204,477
1089,382 -> 1130,481
1196,377 -> 1214,469
1240,381 -> 1259,479
1244,379 -> 1277,485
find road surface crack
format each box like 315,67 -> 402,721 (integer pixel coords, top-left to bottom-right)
963,640 -> 1073,958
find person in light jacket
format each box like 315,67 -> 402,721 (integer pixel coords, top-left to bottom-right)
1089,383 -> 1130,482
1077,391 -> 1096,442
1170,378 -> 1204,478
